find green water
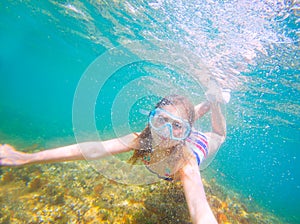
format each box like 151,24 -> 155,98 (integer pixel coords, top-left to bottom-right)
1,0 -> 299,223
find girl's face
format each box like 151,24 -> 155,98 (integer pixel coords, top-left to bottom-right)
150,104 -> 190,148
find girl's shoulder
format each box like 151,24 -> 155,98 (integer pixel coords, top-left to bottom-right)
188,130 -> 208,141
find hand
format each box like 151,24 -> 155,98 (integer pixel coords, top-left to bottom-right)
205,79 -> 231,104
0,144 -> 30,166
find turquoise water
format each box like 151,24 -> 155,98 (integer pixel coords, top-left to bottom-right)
1,0 -> 299,223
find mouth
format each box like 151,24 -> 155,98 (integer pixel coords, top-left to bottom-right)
160,136 -> 168,141
154,133 -> 167,141
153,132 -> 169,143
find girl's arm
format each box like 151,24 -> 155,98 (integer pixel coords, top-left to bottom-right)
194,101 -> 211,121
210,101 -> 226,138
194,101 -> 226,137
195,100 -> 226,158
204,101 -> 226,159
0,133 -> 137,166
180,158 -> 217,224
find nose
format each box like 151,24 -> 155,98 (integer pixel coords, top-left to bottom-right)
158,123 -> 172,138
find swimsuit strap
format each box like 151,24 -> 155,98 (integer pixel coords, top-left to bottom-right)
144,165 -> 174,181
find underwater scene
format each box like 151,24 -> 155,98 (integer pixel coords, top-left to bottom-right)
0,0 -> 299,223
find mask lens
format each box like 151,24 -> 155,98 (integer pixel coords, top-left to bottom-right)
149,108 -> 190,140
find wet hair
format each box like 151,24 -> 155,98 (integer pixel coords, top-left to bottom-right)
129,94 -> 195,164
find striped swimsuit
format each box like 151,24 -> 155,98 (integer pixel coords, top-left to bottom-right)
186,130 -> 208,166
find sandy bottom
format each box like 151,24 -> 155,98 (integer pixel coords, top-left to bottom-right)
0,161 -> 282,223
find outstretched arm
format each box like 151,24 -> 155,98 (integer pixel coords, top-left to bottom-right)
180,158 -> 217,224
0,133 -> 137,166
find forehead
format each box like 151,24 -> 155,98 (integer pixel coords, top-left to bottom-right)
160,104 -> 188,119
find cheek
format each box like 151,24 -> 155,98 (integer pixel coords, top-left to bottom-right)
150,129 -> 162,143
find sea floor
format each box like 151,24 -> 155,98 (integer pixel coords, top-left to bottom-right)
0,160 -> 283,224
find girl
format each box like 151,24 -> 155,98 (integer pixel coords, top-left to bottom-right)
0,94 -> 226,223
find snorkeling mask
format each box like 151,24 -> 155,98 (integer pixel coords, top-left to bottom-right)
148,108 -> 191,141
